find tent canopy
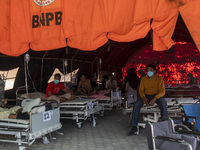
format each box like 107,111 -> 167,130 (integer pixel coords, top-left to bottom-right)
0,0 -> 200,99
0,0 -> 200,56
14,14 -> 195,71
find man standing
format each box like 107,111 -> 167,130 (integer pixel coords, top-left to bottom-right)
128,64 -> 168,135
46,73 -> 76,103
124,68 -> 140,105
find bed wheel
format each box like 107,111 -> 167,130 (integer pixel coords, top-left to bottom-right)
19,146 -> 27,150
100,111 -> 104,116
43,137 -> 50,145
77,122 -> 82,128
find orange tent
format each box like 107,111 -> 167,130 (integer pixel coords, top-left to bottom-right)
0,0 -> 199,56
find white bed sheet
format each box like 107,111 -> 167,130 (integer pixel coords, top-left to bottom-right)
0,119 -> 29,124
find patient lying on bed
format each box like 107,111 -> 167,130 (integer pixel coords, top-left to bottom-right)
46,73 -> 76,103
0,99 -> 29,120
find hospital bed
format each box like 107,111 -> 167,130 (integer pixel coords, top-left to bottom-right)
123,86 -> 200,127
0,100 -> 62,149
92,90 -> 122,113
60,98 -> 102,128
165,86 -> 200,98
123,97 -> 199,128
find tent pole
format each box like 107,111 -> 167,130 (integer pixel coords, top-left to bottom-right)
70,49 -> 79,83
24,53 -> 30,98
91,62 -> 94,79
40,59 -> 44,92
40,51 -> 47,92
97,58 -> 100,88
71,59 -> 73,82
24,60 -> 28,98
63,59 -> 66,86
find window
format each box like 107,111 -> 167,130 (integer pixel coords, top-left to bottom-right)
48,68 -> 79,83
0,67 -> 19,91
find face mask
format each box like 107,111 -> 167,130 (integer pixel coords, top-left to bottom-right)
54,79 -> 59,84
147,71 -> 154,77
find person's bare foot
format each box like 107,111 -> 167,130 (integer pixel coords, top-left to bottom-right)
60,97 -> 69,103
16,108 -> 23,113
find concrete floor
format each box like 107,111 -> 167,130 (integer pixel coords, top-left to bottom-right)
0,110 -> 148,150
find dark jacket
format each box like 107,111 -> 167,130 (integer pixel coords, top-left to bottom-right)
124,68 -> 140,90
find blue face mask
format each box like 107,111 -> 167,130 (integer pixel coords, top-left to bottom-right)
147,71 -> 154,77
54,79 -> 59,84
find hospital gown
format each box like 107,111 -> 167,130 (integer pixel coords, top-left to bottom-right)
0,99 -> 22,119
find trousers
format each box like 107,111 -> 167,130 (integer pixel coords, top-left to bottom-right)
131,94 -> 168,126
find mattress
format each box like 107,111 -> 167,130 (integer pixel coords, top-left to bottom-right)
60,98 -> 96,105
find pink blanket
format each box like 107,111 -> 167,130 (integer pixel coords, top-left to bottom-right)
92,90 -> 110,99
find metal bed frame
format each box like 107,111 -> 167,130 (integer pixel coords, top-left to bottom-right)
123,97 -> 199,128
96,90 -> 122,113
123,86 -> 200,128
60,98 -> 102,128
0,103 -> 62,149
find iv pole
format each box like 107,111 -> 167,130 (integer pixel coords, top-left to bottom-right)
24,53 -> 30,98
63,59 -> 68,87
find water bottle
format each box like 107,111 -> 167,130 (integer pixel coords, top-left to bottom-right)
0,75 -> 5,100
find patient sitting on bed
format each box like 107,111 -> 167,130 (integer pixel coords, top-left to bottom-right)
46,73 -> 76,103
77,74 -> 96,96
106,75 -> 117,90
0,99 -> 29,120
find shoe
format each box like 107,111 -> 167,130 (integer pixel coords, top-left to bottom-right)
127,126 -> 139,136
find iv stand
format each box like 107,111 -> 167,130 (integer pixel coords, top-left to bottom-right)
24,53 -> 29,98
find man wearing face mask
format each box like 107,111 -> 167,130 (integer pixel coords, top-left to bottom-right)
46,73 -> 76,103
128,64 -> 168,136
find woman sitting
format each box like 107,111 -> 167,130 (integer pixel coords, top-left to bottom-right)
77,74 -> 96,96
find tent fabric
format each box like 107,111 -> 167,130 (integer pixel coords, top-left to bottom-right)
30,0 -> 66,51
0,0 -> 30,56
179,0 -> 200,52
151,0 -> 179,51
0,0 -> 199,56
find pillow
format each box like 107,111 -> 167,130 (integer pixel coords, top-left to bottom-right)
31,102 -> 46,114
22,98 -> 41,113
21,92 -> 46,99
36,105 -> 46,113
